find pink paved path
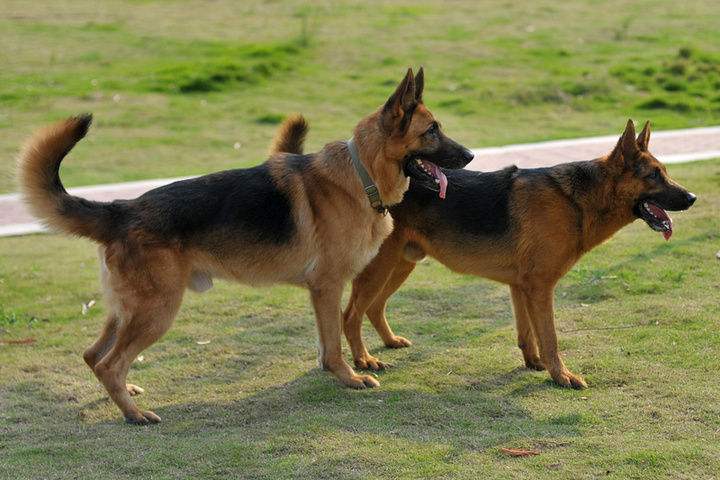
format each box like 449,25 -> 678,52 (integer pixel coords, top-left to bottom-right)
2,126 -> 720,237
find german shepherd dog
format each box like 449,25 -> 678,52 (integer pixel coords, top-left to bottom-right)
273,118 -> 696,389
18,68 -> 474,424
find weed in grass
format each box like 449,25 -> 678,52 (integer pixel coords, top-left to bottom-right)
661,79 -> 686,92
612,16 -> 634,42
0,308 -> 45,329
142,43 -> 306,94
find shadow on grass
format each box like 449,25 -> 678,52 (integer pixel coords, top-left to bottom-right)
3,363 -> 582,450
150,371 -> 580,460
2,280 -> 584,476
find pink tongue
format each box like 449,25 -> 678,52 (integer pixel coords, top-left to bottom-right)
646,203 -> 673,241
425,162 -> 448,199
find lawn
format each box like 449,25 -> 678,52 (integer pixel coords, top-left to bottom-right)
1,1 -> 720,479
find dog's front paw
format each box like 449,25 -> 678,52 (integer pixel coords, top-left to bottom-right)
551,369 -> 587,389
384,335 -> 412,349
343,374 -> 380,389
523,354 -> 545,371
124,410 -> 161,425
354,354 -> 392,371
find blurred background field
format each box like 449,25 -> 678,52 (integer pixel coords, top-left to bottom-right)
1,0 -> 719,191
1,2 -> 719,479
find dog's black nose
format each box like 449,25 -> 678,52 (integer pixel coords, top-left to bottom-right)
462,149 -> 475,163
687,192 -> 697,206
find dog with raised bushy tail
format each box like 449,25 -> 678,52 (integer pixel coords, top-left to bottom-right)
18,68 -> 474,424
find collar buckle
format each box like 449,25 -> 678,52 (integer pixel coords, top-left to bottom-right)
365,185 -> 381,206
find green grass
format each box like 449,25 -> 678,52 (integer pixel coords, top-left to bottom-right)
2,0 -> 720,193
2,1 -> 720,478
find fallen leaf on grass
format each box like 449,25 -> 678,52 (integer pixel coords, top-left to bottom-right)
500,447 -> 540,457
0,337 -> 36,345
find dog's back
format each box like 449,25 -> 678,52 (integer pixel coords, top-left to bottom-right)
391,167 -> 518,243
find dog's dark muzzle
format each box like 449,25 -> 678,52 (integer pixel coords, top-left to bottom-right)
443,147 -> 475,168
433,139 -> 474,169
649,189 -> 697,212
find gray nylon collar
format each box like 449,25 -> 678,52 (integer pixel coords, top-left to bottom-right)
346,137 -> 387,214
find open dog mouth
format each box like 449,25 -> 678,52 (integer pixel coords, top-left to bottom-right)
637,200 -> 673,240
405,158 -> 448,199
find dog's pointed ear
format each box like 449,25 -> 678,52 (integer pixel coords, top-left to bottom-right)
609,119 -> 639,169
621,119 -> 638,155
381,68 -> 416,134
637,120 -> 651,151
414,66 -> 424,102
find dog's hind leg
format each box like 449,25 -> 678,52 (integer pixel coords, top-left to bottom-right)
366,259 -> 415,349
520,283 -> 587,389
84,248 -> 119,371
91,246 -> 188,424
84,247 -> 146,396
83,314 -> 118,370
93,287 -> 183,424
509,286 -> 544,371
84,314 -> 146,397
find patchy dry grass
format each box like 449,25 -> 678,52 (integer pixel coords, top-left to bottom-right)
1,158 -> 719,479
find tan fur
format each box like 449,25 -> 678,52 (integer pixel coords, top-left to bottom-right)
17,114 -> 108,241
269,113 -> 308,156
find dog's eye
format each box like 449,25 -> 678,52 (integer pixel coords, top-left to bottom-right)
425,123 -> 438,136
647,169 -> 661,181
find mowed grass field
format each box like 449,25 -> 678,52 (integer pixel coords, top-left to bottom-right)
1,1 -> 720,479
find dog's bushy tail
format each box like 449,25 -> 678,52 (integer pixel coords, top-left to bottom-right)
269,114 -> 308,155
18,114 -> 122,243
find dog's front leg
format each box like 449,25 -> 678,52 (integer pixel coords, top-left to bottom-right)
310,284 -> 380,389
521,284 -> 587,389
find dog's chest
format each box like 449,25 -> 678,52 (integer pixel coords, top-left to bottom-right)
349,213 -> 393,273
